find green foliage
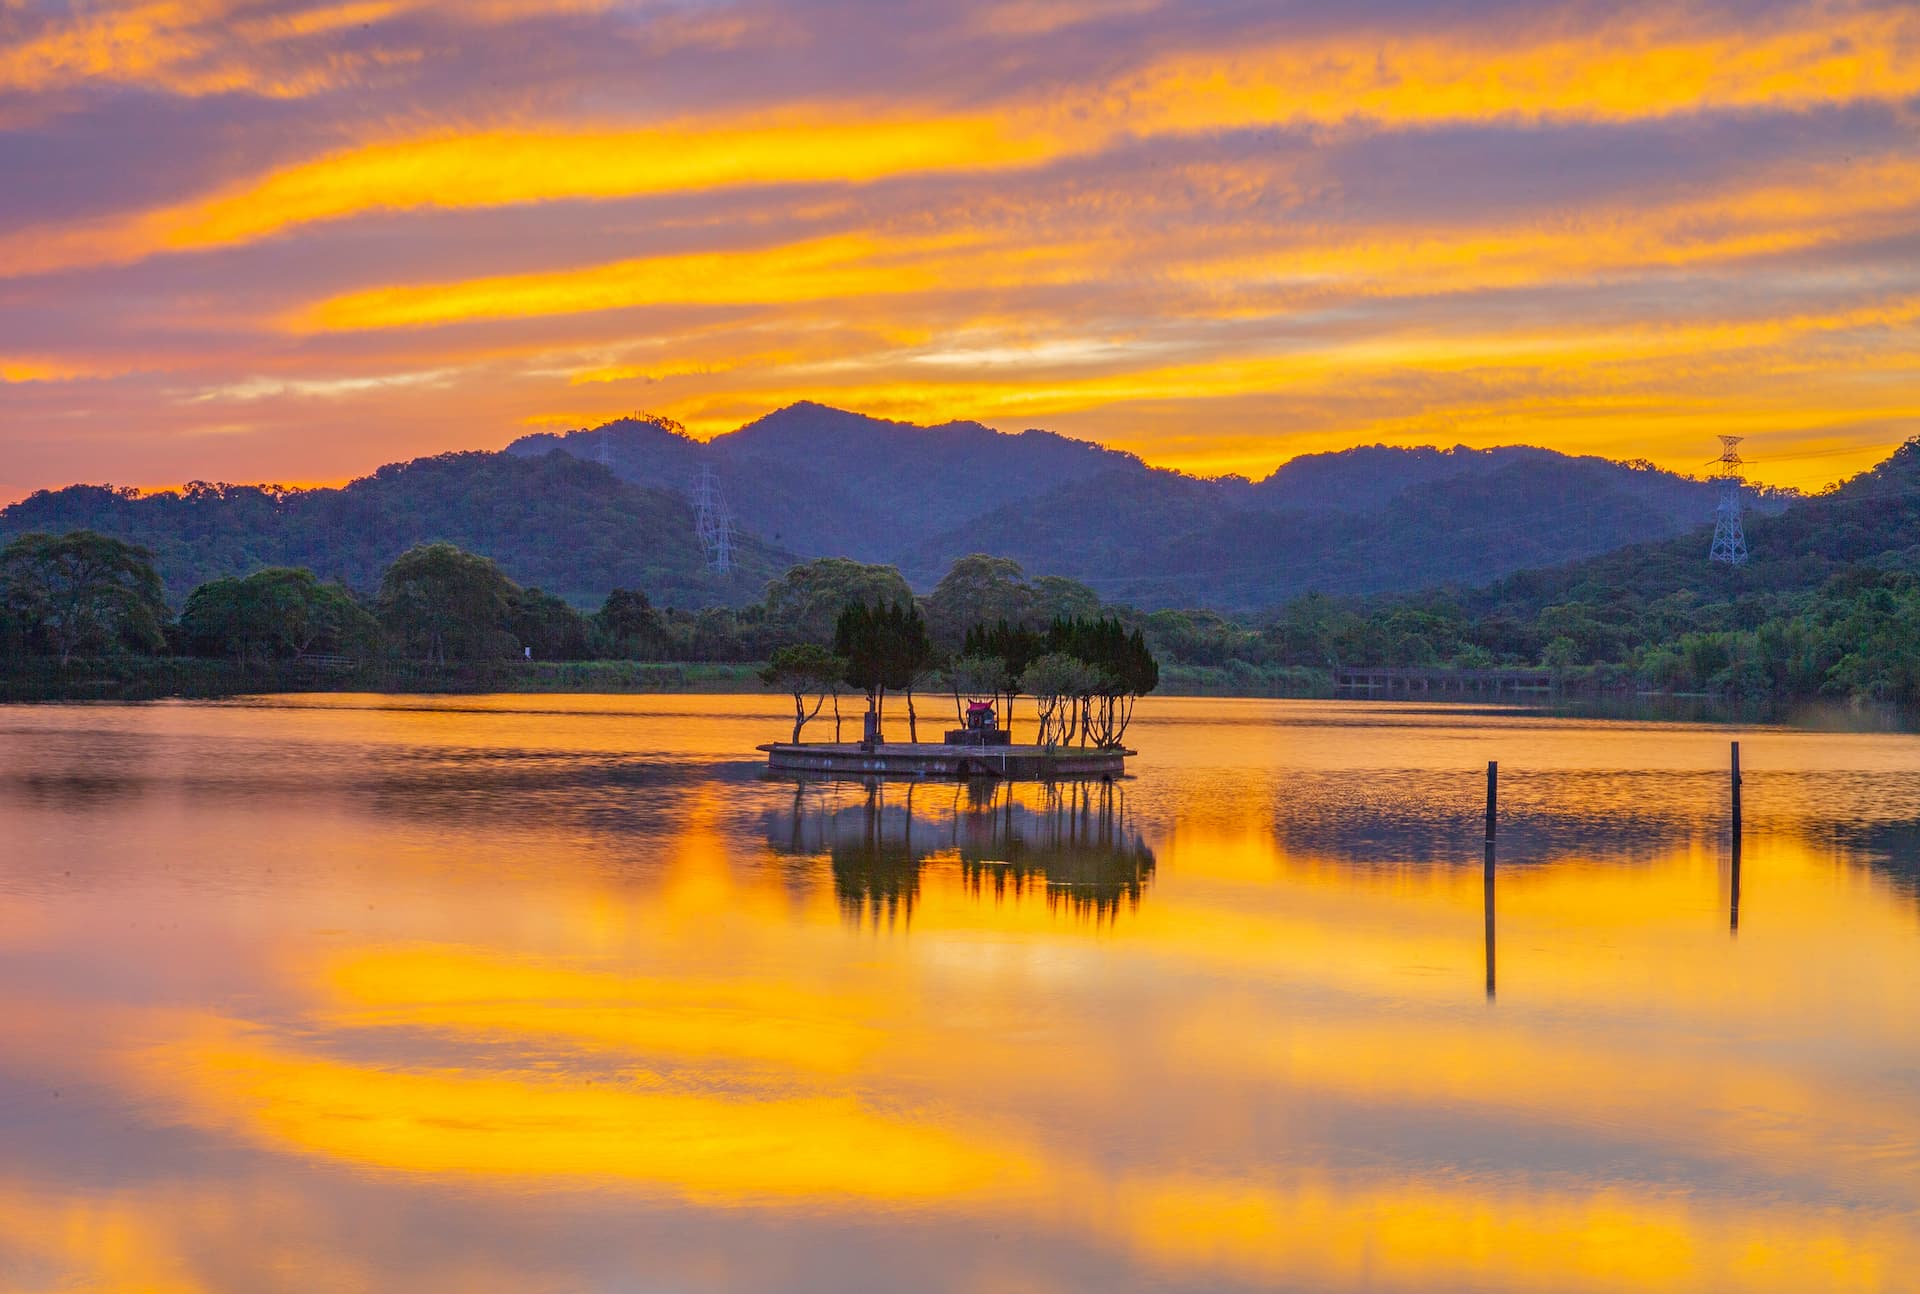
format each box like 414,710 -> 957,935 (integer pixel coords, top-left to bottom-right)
0,453 -> 785,607
832,599 -> 932,705
830,599 -> 934,739
508,587 -> 592,661
378,542 -> 520,666
0,530 -> 168,664
1045,615 -> 1159,698
922,554 -> 1100,650
760,642 -> 849,742
766,558 -> 914,644
1020,651 -> 1102,745
947,652 -> 1011,698
594,587 -> 660,655
962,620 -> 1045,682
180,567 -> 377,663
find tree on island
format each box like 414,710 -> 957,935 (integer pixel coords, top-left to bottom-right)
1045,616 -> 1158,747
947,653 -> 1012,727
0,530 -> 168,665
1021,651 -> 1101,746
761,643 -> 848,743
960,614 -> 1158,748
961,620 -> 1043,739
833,599 -> 931,743
180,567 -> 376,664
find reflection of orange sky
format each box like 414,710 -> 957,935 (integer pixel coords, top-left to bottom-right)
3,699 -> 1920,1288
0,1181 -> 207,1294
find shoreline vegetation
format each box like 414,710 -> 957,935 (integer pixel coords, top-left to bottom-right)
5,655 -> 1909,733
7,436 -> 1920,729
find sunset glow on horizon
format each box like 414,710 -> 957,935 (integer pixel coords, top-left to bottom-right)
2,0 -> 1918,502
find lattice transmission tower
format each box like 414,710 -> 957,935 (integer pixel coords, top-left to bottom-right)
690,464 -> 735,575
1708,435 -> 1748,566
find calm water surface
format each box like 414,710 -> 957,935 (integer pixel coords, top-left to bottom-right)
1,695 -> 1917,1292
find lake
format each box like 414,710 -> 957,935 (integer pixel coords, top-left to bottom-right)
1,694 -> 1916,1292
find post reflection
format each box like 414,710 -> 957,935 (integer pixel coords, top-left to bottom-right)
766,777 -> 1156,926
1484,839 -> 1497,1001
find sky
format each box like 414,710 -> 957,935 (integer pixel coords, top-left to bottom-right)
0,0 -> 1916,503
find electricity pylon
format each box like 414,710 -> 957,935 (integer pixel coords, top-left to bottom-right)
1708,435 -> 1748,566
691,465 -> 735,575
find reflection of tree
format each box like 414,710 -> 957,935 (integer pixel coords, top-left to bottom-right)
765,778 -> 1156,927
1824,819 -> 1920,899
1263,769 -> 1721,868
956,781 -> 1155,922
829,783 -> 923,927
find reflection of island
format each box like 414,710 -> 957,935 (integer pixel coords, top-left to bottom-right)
765,779 -> 1155,926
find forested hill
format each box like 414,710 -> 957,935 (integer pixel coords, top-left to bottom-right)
1466,437 -> 1920,620
899,454 -> 1770,610
511,402 -> 1783,609
5,400 -> 1798,613
507,401 -> 1141,559
0,451 -> 789,607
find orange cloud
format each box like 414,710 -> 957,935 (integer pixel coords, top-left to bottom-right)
6,4 -> 1916,280
1112,4 -> 1920,131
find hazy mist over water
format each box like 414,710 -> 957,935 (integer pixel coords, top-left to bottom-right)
1,695 -> 1916,1291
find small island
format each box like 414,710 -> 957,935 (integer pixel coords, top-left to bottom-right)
759,739 -> 1132,779
759,600 -> 1156,780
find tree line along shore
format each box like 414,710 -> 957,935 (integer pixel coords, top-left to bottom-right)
3,503 -> 1918,713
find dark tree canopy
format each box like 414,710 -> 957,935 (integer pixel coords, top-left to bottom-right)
766,559 -> 914,644
596,588 -> 656,641
833,599 -> 931,724
180,567 -> 376,663
509,587 -> 592,661
0,452 -> 789,607
378,542 -> 520,666
0,530 -> 167,664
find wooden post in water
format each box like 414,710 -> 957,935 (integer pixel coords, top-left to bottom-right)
1730,741 -> 1743,933
1484,760 -> 1497,1000
1485,761 -> 1498,846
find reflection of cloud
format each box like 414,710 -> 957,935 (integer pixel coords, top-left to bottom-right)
319,945 -> 884,1073
1106,1172 -> 1920,1291
143,1024 -> 1040,1205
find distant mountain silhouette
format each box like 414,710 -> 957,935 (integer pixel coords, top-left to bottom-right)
4,401 -> 1804,611
511,404 -> 1786,609
507,401 -> 1137,559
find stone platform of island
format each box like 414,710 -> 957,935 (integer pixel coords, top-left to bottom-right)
759,740 -> 1131,779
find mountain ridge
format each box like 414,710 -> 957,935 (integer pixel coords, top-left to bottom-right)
4,401 -> 1799,611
